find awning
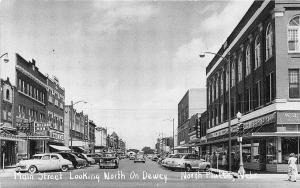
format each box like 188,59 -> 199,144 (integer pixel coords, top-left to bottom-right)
0,136 -> 24,142
247,132 -> 300,137
49,145 -> 71,151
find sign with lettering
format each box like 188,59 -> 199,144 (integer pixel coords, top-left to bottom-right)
277,112 -> 300,124
207,112 -> 276,139
49,129 -> 64,142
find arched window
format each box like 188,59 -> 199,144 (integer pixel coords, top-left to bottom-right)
266,23 -> 273,59
238,54 -> 243,81
215,76 -> 219,99
226,65 -> 229,91
6,89 -> 10,100
255,35 -> 261,69
246,45 -> 251,76
288,15 -> 300,52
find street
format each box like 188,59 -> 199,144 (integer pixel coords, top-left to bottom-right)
0,158 -> 299,188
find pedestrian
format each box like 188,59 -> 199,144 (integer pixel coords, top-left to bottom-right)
212,152 -> 217,168
288,153 -> 298,182
222,153 -> 227,166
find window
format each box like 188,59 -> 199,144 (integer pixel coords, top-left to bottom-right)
18,79 -> 21,91
289,69 -> 300,98
207,83 -> 210,105
29,85 -> 32,96
231,62 -> 235,86
22,81 -> 25,93
288,15 -> 300,52
255,81 -> 262,107
266,23 -> 273,59
255,35 -> 261,69
238,54 -> 243,81
226,68 -> 229,91
220,103 -> 224,122
246,45 -> 251,76
6,89 -> 10,100
266,72 -> 275,102
26,83 -> 29,94
220,72 -> 223,95
215,77 -> 219,99
245,88 -> 251,112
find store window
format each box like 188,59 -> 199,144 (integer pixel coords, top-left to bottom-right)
266,138 -> 277,164
282,137 -> 299,164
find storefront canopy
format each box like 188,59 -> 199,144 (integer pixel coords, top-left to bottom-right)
49,145 -> 71,151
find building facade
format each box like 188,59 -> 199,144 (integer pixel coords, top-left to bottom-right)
94,127 -> 107,153
14,54 -> 48,159
88,120 -> 96,153
177,88 -> 206,152
202,0 -> 300,172
46,76 -> 65,152
0,78 -> 19,167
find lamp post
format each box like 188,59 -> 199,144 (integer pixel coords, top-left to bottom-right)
199,51 -> 232,171
237,111 -> 245,176
163,118 -> 175,154
70,100 -> 87,152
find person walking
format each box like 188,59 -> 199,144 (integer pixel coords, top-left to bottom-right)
288,153 -> 298,182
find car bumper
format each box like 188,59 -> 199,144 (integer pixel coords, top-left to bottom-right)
99,162 -> 116,167
134,159 -> 145,162
15,166 -> 29,172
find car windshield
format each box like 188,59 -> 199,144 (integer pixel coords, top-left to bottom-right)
32,155 -> 43,159
172,154 -> 183,158
103,153 -> 115,157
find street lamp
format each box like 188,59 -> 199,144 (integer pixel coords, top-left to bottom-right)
199,51 -> 232,171
163,118 -> 175,154
70,100 -> 87,151
237,111 -> 245,176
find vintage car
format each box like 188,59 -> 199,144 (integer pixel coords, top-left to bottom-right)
161,154 -> 175,166
129,155 -> 136,160
82,153 -> 96,165
99,153 -> 119,169
16,153 -> 73,174
57,152 -> 87,169
86,153 -> 102,164
134,154 -> 146,163
167,153 -> 211,172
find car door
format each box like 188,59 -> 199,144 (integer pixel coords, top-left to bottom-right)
190,154 -> 200,169
50,154 -> 61,170
39,155 -> 51,171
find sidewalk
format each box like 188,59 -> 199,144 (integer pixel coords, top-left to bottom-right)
209,168 -> 290,180
0,167 -> 16,178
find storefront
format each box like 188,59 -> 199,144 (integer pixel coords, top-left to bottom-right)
199,111 -> 300,172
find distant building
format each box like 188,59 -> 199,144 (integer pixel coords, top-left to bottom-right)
88,120 -> 96,153
176,88 -> 206,153
94,127 -> 107,153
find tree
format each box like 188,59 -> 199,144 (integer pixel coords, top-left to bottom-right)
141,146 -> 155,154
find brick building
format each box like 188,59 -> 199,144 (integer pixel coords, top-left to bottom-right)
88,120 -> 96,153
46,76 -> 65,151
14,54 -> 48,159
201,0 -> 300,172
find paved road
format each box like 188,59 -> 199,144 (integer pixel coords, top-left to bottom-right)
0,158 -> 299,188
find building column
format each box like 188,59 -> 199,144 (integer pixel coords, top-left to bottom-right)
277,137 -> 282,163
250,140 -> 254,162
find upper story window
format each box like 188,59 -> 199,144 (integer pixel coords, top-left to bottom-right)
238,54 -> 243,82
246,45 -> 251,76
288,15 -> 300,53
255,35 -> 261,69
220,72 -> 224,95
207,83 -> 210,105
266,23 -> 273,59
289,69 -> 300,98
231,62 -> 235,86
212,80 -> 215,101
226,67 -> 229,91
215,77 -> 219,99
6,89 -> 10,100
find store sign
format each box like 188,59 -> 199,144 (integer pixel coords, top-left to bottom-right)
207,112 -> 276,139
49,129 -> 64,142
277,112 -> 300,124
0,131 -> 21,141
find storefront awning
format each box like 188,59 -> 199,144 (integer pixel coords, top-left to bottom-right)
0,136 -> 24,142
248,132 -> 300,137
49,145 -> 71,151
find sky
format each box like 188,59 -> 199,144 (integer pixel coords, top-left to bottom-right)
0,0 -> 254,150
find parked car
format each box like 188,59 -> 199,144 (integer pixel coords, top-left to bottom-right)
129,155 -> 136,160
160,154 -> 175,165
16,153 -> 73,174
72,152 -> 90,166
57,152 -> 87,169
99,153 -> 119,169
151,155 -> 159,161
86,153 -> 102,164
168,153 -> 211,172
162,154 -> 179,167
81,153 -> 96,165
134,154 -> 146,163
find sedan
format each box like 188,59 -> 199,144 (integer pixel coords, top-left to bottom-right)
99,153 -> 119,169
16,153 -> 73,174
86,154 -> 102,164
82,153 -> 96,165
134,154 -> 146,163
57,152 -> 87,169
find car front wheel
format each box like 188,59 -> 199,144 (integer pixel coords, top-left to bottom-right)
61,165 -> 69,172
28,165 -> 37,174
185,165 -> 192,172
205,165 -> 210,172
